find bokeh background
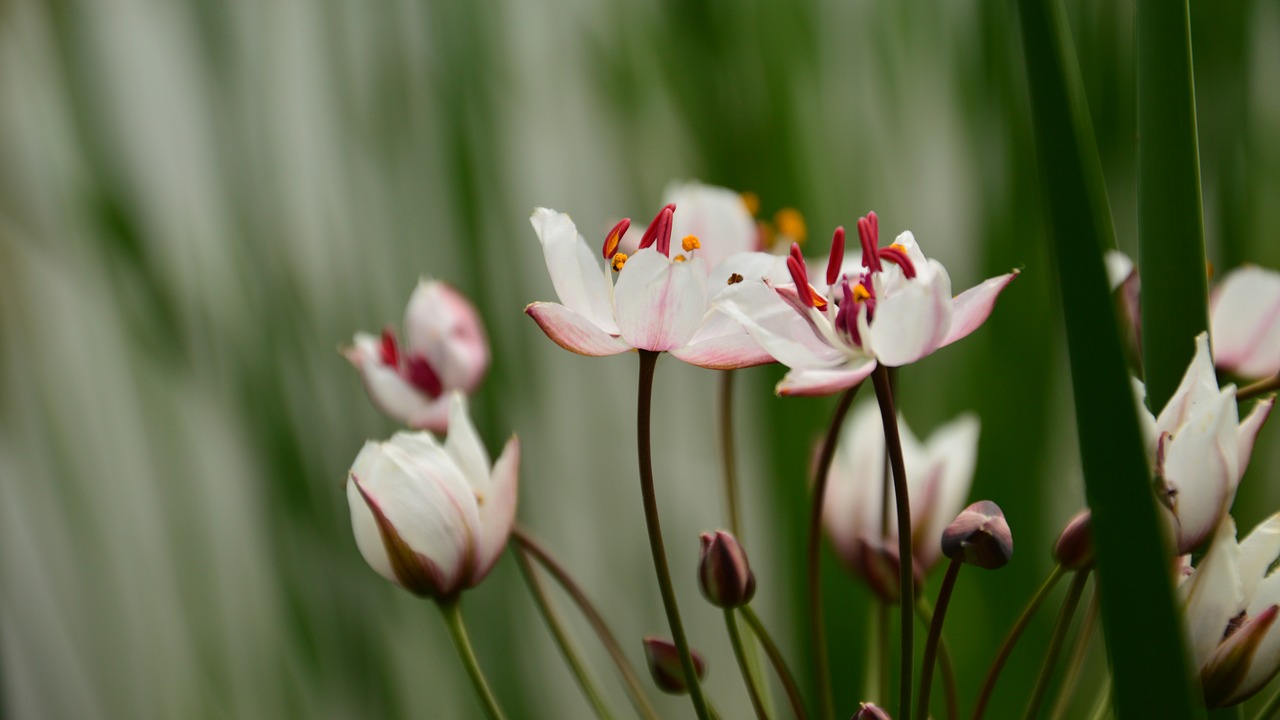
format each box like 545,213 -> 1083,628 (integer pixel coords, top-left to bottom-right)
3,1 -> 1279,718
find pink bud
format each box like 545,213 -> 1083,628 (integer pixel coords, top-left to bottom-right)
941,501 -> 1013,570
1052,510 -> 1093,570
698,531 -> 756,608
852,702 -> 892,720
642,637 -> 707,695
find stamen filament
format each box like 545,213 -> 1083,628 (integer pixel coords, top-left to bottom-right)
826,226 -> 846,286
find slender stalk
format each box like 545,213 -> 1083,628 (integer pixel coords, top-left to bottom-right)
871,365 -> 914,720
1048,583 -> 1098,720
719,369 -> 743,537
1024,570 -> 1091,720
512,527 -> 660,720
1239,374 -> 1280,402
914,600 -> 959,720
1086,676 -> 1112,720
636,350 -> 710,719
513,547 -> 615,720
807,383 -> 861,720
877,602 -> 892,705
973,564 -> 1067,720
863,602 -> 889,705
439,599 -> 508,720
919,560 -> 962,720
726,609 -> 770,719
1254,683 -> 1280,720
741,605 -> 809,720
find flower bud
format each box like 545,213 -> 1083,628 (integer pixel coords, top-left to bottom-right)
642,637 -> 707,695
698,531 -> 756,608
941,500 -> 1013,570
1202,605 -> 1280,708
1053,510 -> 1093,570
852,701 -> 892,719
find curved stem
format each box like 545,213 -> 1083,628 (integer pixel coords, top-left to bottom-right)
726,608 -> 770,719
636,350 -> 710,720
719,369 -> 743,538
1024,569 -> 1091,719
877,602 -> 892,704
807,383 -> 861,720
914,600 -> 959,720
513,546 -> 615,720
439,599 -> 508,720
973,564 -> 1068,720
1048,583 -> 1099,720
512,527 -> 660,720
1253,683 -> 1280,720
741,605 -> 809,720
919,560 -> 962,720
871,365 -> 914,720
1239,374 -> 1280,402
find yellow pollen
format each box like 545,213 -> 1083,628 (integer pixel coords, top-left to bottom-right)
673,255 -> 688,263
775,208 -> 807,244
853,283 -> 871,303
741,191 -> 760,217
889,243 -> 907,254
612,253 -> 629,271
682,235 -> 701,252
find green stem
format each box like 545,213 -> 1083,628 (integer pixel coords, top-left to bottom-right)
512,527 -> 660,720
1253,683 -> 1280,720
513,546 -> 615,720
726,608 -> 770,719
973,565 -> 1067,720
439,599 -> 508,720
741,605 -> 809,720
871,365 -> 914,720
1048,585 -> 1099,720
919,560 -> 962,720
1238,375 -> 1280,402
636,350 -> 710,720
1024,570 -> 1091,720
914,600 -> 959,720
877,601 -> 892,705
807,383 -> 861,720
719,369 -> 743,538
1086,676 -> 1112,720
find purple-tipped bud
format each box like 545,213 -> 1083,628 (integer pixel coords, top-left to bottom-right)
941,501 -> 1013,570
1053,510 -> 1093,570
642,637 -> 707,695
826,226 -> 846,286
638,204 -> 676,255
852,701 -> 892,719
603,218 -> 630,259
698,531 -> 756,608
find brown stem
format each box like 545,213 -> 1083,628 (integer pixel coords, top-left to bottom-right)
719,370 -> 743,538
1238,374 -> 1280,402
973,564 -> 1067,720
741,605 -> 809,720
918,560 -> 962,720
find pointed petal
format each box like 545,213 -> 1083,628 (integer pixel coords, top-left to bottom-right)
1165,388 -> 1240,553
1156,332 -> 1220,436
664,181 -> 758,271
715,279 -> 843,369
1238,512 -> 1280,605
525,302 -> 633,356
350,477 -> 452,597
530,208 -> 619,334
1211,266 -> 1280,379
1238,396 -> 1275,479
866,260 -> 954,366
1104,250 -> 1135,291
1202,605 -> 1280,707
670,332 -> 775,369
405,280 -> 490,392
345,333 -> 438,427
444,393 -> 491,488
613,248 -> 708,351
470,436 -> 520,586
405,396 -> 452,434
777,361 -> 877,397
1184,518 -> 1244,667
941,271 -> 1020,348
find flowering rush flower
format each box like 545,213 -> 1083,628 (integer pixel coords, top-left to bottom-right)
1181,514 -> 1280,708
344,280 -> 489,432
346,393 -> 519,599
1211,265 -> 1280,381
716,212 -> 1018,395
525,198 -> 788,369
1134,332 -> 1274,554
822,403 -> 980,600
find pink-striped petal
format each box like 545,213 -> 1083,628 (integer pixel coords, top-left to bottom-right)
1211,266 -> 1280,379
866,260 -> 953,366
777,361 -> 877,397
670,333 -> 775,369
941,271 -> 1020,348
1239,396 -> 1275,481
612,248 -> 708,352
525,302 -> 633,357
530,208 -> 619,334
404,280 -> 490,392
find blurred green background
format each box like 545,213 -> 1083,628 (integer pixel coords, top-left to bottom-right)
2,0 -> 1278,717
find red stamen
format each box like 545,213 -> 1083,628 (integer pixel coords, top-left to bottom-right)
826,226 -> 846,286
857,215 -> 882,272
404,354 -> 444,398
877,245 -> 917,278
835,278 -> 854,338
867,211 -> 879,244
786,254 -> 814,308
603,218 -> 630,259
380,327 -> 400,367
638,203 -> 676,255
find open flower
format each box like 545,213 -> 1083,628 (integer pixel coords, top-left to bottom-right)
716,212 -> 1018,395
1181,515 -> 1280,708
344,280 -> 489,432
823,403 -> 980,600
1134,332 -> 1274,553
346,394 -> 519,599
1211,265 -> 1280,381
525,205 -> 787,369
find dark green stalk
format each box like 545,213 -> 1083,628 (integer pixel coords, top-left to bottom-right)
807,383 -> 861,720
871,365 -> 913,720
513,547 -> 615,720
1137,0 -> 1209,411
1024,570 -> 1091,720
1253,684 -> 1280,720
918,560 -> 962,720
914,600 -> 959,720
1015,0 -> 1203,715
439,599 -> 508,720
741,605 -> 809,720
719,370 -> 743,538
1048,586 -> 1099,720
636,350 -> 710,719
725,609 -> 769,720
973,565 -> 1066,720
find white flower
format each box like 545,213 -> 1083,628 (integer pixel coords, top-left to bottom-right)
346,394 -> 519,599
1211,265 -> 1280,380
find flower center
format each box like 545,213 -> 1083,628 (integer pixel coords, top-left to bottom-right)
380,328 -> 444,398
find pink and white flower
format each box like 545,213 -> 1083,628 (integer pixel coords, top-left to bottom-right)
345,280 -> 489,432
346,393 -> 519,599
715,212 -> 1018,396
1211,265 -> 1280,381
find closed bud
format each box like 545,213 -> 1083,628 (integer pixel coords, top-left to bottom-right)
941,500 -> 1013,570
1053,510 -> 1093,570
643,637 -> 707,695
852,701 -> 892,719
698,531 -> 756,608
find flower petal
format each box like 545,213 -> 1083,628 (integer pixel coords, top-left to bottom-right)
1202,605 -> 1280,707
917,414 -> 980,571
405,280 -> 490,392
824,403 -> 889,565
1211,266 -> 1280,379
530,208 -> 619,334
866,259 -> 953,366
470,436 -> 520,587
1104,250 -> 1135,291
777,361 -> 877,397
613,248 -> 708,351
941,271 -> 1020,349
715,279 -> 845,370
525,302 -> 633,356
1155,332 -> 1221,437
344,333 -> 441,429
670,333 -> 775,369
1240,513 -> 1280,605
1238,396 -> 1275,480
1183,517 -> 1244,667
1164,387 -> 1240,553
444,393 -> 491,488
665,181 -> 758,271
